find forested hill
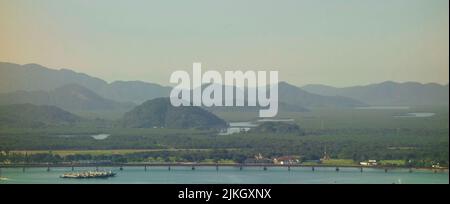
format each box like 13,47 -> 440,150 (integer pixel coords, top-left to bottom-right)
0,104 -> 82,128
122,98 -> 228,129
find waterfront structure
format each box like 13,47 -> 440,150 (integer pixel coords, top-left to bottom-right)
360,160 -> 378,166
273,156 -> 300,165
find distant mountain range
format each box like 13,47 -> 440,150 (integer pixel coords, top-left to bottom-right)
0,104 -> 81,128
0,84 -> 134,112
0,62 -> 171,104
195,82 -> 365,112
303,81 -> 449,106
1,62 -> 447,113
278,82 -> 366,108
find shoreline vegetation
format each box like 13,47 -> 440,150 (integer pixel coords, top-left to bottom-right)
1,149 -> 448,170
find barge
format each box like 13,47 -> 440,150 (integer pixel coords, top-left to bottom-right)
60,170 -> 116,179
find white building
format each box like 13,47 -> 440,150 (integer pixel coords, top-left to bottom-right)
360,160 -> 378,166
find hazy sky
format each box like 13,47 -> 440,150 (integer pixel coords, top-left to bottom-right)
0,0 -> 448,87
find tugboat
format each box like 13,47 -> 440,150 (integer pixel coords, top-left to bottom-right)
60,170 -> 116,179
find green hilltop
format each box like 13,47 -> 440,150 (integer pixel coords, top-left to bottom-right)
122,98 -> 228,129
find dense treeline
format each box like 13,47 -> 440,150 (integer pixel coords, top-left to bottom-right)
0,149 -> 250,164
0,127 -> 448,167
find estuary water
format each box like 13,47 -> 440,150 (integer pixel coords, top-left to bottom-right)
393,113 -> 436,118
0,167 -> 448,184
219,119 -> 296,135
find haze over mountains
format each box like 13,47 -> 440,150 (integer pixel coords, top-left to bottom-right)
195,82 -> 364,113
303,82 -> 449,106
278,82 -> 366,108
0,62 -> 171,104
0,84 -> 134,112
1,62 -> 448,115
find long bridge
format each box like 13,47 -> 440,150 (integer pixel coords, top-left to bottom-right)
0,163 -> 447,173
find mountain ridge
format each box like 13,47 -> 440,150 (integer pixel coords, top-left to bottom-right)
0,62 -> 171,104
2,62 -> 447,108
302,81 -> 449,106
0,84 -> 134,112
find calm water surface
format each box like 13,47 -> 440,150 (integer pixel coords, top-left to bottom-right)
1,167 -> 448,184
393,113 -> 436,118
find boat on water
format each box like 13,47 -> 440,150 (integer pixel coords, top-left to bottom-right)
60,170 -> 116,179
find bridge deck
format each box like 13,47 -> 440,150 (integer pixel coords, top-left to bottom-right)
0,163 -> 446,171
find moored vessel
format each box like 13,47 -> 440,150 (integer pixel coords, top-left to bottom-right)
60,170 -> 116,179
